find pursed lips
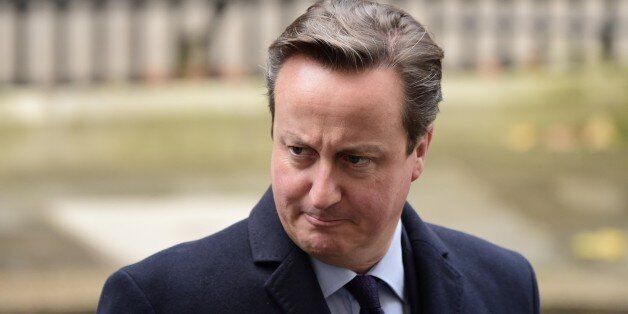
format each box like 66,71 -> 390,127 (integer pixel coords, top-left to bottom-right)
304,213 -> 349,227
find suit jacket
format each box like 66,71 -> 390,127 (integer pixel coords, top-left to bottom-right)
97,188 -> 540,313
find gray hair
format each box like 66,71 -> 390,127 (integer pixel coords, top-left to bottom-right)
266,0 -> 444,154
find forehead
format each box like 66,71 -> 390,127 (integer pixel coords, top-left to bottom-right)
273,55 -> 406,141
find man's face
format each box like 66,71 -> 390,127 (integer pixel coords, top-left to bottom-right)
271,55 -> 431,271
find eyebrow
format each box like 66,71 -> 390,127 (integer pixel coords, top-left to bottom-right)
281,131 -> 386,155
341,144 -> 385,156
281,131 -> 311,146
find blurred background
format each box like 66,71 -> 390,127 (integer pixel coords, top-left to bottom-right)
0,0 -> 627,313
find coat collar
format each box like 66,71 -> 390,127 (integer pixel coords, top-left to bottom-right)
248,187 -> 463,314
248,187 -> 295,263
401,202 -> 463,313
248,187 -> 330,313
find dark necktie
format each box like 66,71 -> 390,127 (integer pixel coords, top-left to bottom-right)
345,275 -> 385,314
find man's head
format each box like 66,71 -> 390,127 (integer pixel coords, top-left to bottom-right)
267,0 -> 444,273
267,0 -> 443,154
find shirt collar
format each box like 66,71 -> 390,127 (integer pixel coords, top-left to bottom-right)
309,220 -> 405,301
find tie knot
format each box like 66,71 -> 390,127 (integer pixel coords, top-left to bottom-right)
345,275 -> 383,313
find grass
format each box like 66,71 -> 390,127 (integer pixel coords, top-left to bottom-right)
432,68 -> 628,236
0,68 -> 626,226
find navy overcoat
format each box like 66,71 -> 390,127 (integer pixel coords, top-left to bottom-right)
97,188 -> 540,313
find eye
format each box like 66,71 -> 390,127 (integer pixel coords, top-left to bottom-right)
289,146 -> 303,155
343,155 -> 371,167
288,146 -> 314,156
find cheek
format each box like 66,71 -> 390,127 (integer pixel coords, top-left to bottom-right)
348,185 -> 390,219
348,172 -> 408,225
271,151 -> 308,212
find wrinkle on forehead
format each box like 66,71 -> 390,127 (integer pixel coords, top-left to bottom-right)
280,129 -> 388,156
273,55 -> 407,155
274,55 -> 404,125
274,97 -> 399,154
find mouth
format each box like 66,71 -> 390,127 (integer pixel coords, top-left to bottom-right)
304,213 -> 347,227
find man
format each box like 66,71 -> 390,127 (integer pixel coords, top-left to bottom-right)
98,0 -> 540,313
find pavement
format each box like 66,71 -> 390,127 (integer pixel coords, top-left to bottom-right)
1,163 -> 624,313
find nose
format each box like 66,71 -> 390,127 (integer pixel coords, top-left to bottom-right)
309,161 -> 341,210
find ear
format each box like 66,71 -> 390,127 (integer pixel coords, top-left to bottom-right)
411,124 -> 434,182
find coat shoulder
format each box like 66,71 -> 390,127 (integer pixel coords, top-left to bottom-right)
98,219 -> 276,313
427,223 -> 540,313
125,218 -> 251,277
428,223 -> 531,269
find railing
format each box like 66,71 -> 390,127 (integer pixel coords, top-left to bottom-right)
0,0 -> 626,86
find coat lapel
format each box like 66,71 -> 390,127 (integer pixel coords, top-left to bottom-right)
248,188 -> 463,314
402,203 -> 464,314
264,247 -> 331,314
401,225 -> 421,314
248,187 -> 330,314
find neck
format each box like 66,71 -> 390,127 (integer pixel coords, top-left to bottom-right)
350,261 -> 378,275
315,229 -> 396,274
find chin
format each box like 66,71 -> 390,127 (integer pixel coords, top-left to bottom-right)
298,231 -> 346,260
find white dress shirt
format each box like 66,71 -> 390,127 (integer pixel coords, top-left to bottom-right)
310,220 -> 408,314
